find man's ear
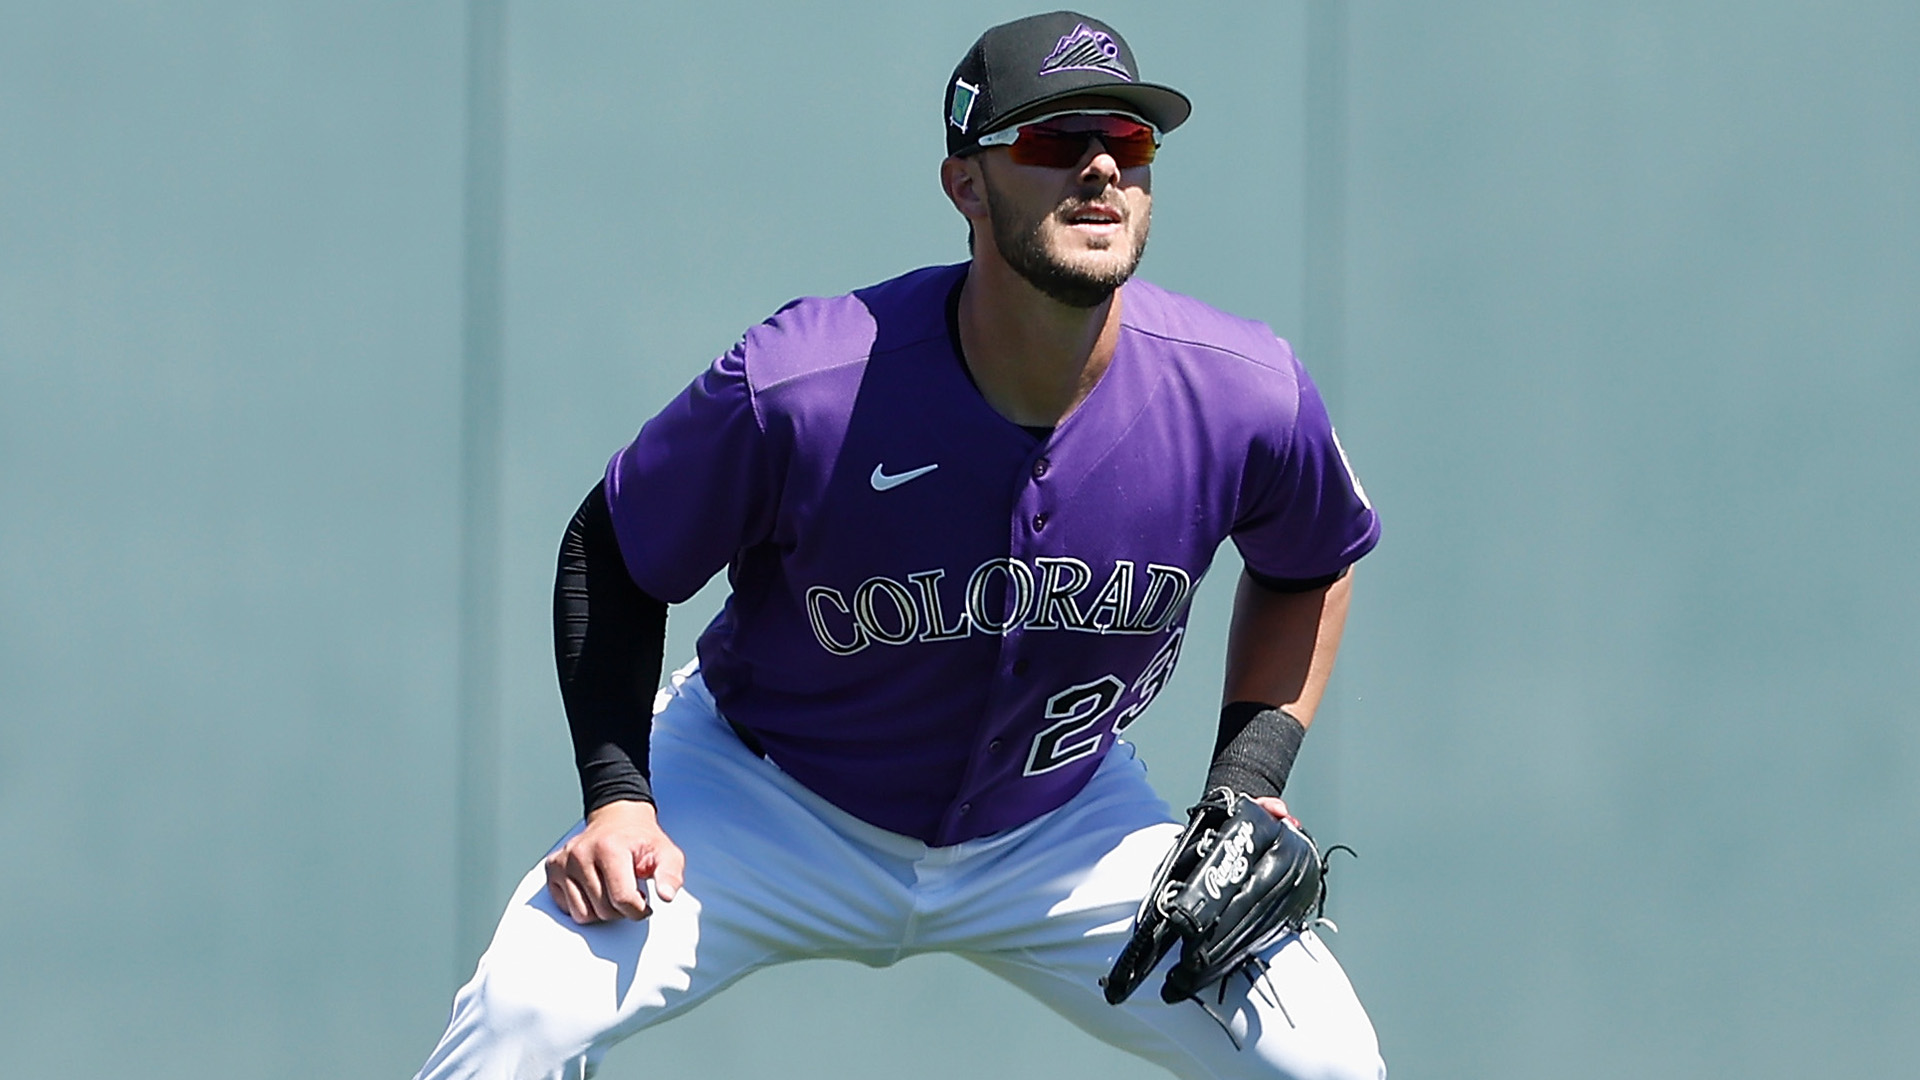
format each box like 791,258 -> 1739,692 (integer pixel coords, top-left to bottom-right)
940,155 -> 990,225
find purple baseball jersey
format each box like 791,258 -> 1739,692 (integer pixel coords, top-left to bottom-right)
606,263 -> 1377,845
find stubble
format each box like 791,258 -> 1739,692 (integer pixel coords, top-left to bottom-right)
984,170 -> 1150,309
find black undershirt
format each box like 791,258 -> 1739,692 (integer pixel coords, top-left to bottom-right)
553,481 -> 666,813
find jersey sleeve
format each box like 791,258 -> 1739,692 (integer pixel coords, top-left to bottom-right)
603,342 -> 778,604
1230,349 -> 1380,580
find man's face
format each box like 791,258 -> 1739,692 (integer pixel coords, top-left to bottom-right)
975,111 -> 1154,308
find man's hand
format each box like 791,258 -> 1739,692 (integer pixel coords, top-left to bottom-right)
1103,789 -> 1336,1006
544,799 -> 686,924
1252,795 -> 1298,827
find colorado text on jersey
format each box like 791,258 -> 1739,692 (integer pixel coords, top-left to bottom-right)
803,556 -> 1193,656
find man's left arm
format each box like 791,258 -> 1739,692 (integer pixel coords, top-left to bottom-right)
1208,567 -> 1354,816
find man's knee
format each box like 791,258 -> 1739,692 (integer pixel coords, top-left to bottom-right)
418,964 -> 604,1080
1205,940 -> 1384,1080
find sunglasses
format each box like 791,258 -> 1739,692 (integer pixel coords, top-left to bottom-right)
973,110 -> 1162,169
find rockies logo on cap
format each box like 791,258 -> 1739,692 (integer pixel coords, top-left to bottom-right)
1037,22 -> 1133,80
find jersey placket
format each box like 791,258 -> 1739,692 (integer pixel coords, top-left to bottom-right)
931,438 -> 1057,846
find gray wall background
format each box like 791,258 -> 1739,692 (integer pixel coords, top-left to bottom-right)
2,2 -> 1914,1077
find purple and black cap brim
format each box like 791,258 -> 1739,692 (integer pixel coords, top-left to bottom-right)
945,11 -> 1192,158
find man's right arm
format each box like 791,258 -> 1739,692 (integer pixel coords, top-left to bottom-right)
544,481 -> 685,923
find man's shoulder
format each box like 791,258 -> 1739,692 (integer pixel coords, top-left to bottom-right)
1119,278 -> 1303,396
738,264 -> 962,394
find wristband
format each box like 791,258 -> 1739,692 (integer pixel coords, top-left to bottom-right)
1203,701 -> 1306,800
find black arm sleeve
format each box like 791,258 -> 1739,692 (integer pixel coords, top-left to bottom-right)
1203,701 -> 1308,801
553,480 -> 668,815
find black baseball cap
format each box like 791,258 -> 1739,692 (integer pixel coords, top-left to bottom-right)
944,11 -> 1192,157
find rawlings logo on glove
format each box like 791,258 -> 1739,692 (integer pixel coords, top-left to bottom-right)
1200,820 -> 1256,900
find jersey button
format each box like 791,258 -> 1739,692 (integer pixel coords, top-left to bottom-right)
1012,659 -> 1031,676
1032,457 -> 1050,479
1032,512 -> 1048,531
988,738 -> 1004,752
958,802 -> 972,815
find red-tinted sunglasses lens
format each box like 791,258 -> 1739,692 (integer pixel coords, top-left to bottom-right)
1006,117 -> 1159,168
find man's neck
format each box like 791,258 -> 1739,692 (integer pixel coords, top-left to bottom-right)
955,256 -> 1124,428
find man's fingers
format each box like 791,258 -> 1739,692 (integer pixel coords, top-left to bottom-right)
546,842 -> 626,924
541,810 -> 688,923
1252,795 -> 1296,824
579,849 -> 630,922
564,881 -> 599,924
544,860 -> 597,925
598,851 -> 654,921
646,842 -> 687,903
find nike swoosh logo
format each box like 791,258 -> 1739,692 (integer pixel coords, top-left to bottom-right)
870,462 -> 939,491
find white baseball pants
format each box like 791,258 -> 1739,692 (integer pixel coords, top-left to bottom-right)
415,665 -> 1384,1080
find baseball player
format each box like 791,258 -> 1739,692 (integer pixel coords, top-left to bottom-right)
417,11 -> 1384,1080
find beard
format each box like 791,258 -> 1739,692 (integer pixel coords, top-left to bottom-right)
984,174 -> 1150,309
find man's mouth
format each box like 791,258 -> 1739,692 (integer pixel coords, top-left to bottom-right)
1064,204 -> 1123,227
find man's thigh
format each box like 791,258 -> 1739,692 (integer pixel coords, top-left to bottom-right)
415,676 -> 917,1080
970,929 -> 1383,1080
933,750 -> 1385,1080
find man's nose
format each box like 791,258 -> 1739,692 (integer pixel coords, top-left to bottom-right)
1079,138 -> 1122,185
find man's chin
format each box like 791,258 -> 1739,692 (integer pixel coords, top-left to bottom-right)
1061,253 -> 1135,281
1015,263 -> 1132,309
1063,232 -> 1147,279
